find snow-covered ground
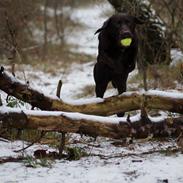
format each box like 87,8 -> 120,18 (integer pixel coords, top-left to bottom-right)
0,136 -> 182,183
1,1 -> 183,183
1,60 -> 183,183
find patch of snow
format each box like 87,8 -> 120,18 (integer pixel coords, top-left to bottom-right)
68,3 -> 114,55
147,90 -> 183,99
149,114 -> 168,122
61,62 -> 95,100
64,97 -> 104,105
170,49 -> 183,67
40,6 -> 71,18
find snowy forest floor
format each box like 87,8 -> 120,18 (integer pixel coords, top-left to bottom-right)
0,61 -> 183,183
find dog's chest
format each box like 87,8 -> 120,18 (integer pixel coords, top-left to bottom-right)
110,48 -> 132,63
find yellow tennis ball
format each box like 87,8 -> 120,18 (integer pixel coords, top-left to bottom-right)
120,38 -> 132,46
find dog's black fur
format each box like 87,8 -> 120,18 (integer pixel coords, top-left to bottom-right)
94,13 -> 142,116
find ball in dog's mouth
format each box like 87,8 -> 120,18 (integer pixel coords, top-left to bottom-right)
120,38 -> 132,47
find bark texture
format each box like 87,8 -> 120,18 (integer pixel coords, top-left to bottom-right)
1,67 -> 183,115
0,108 -> 182,139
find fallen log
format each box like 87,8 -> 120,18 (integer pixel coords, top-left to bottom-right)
1,66 -> 183,115
0,66 -> 140,116
0,107 -> 182,139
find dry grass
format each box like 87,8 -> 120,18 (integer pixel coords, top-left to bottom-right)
75,84 -> 95,99
128,63 -> 183,91
1,43 -> 94,76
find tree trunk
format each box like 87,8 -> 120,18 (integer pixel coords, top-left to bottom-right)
0,95 -> 2,106
1,67 -> 183,115
42,0 -> 48,60
108,0 -> 171,65
54,0 -> 65,45
0,107 -> 182,139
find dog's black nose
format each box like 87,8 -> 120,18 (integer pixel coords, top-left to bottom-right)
120,30 -> 132,38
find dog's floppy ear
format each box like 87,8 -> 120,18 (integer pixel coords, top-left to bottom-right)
94,18 -> 111,35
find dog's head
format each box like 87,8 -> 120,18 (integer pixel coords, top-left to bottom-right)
95,13 -> 143,47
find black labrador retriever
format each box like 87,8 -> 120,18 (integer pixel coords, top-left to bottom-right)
94,13 -> 142,116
